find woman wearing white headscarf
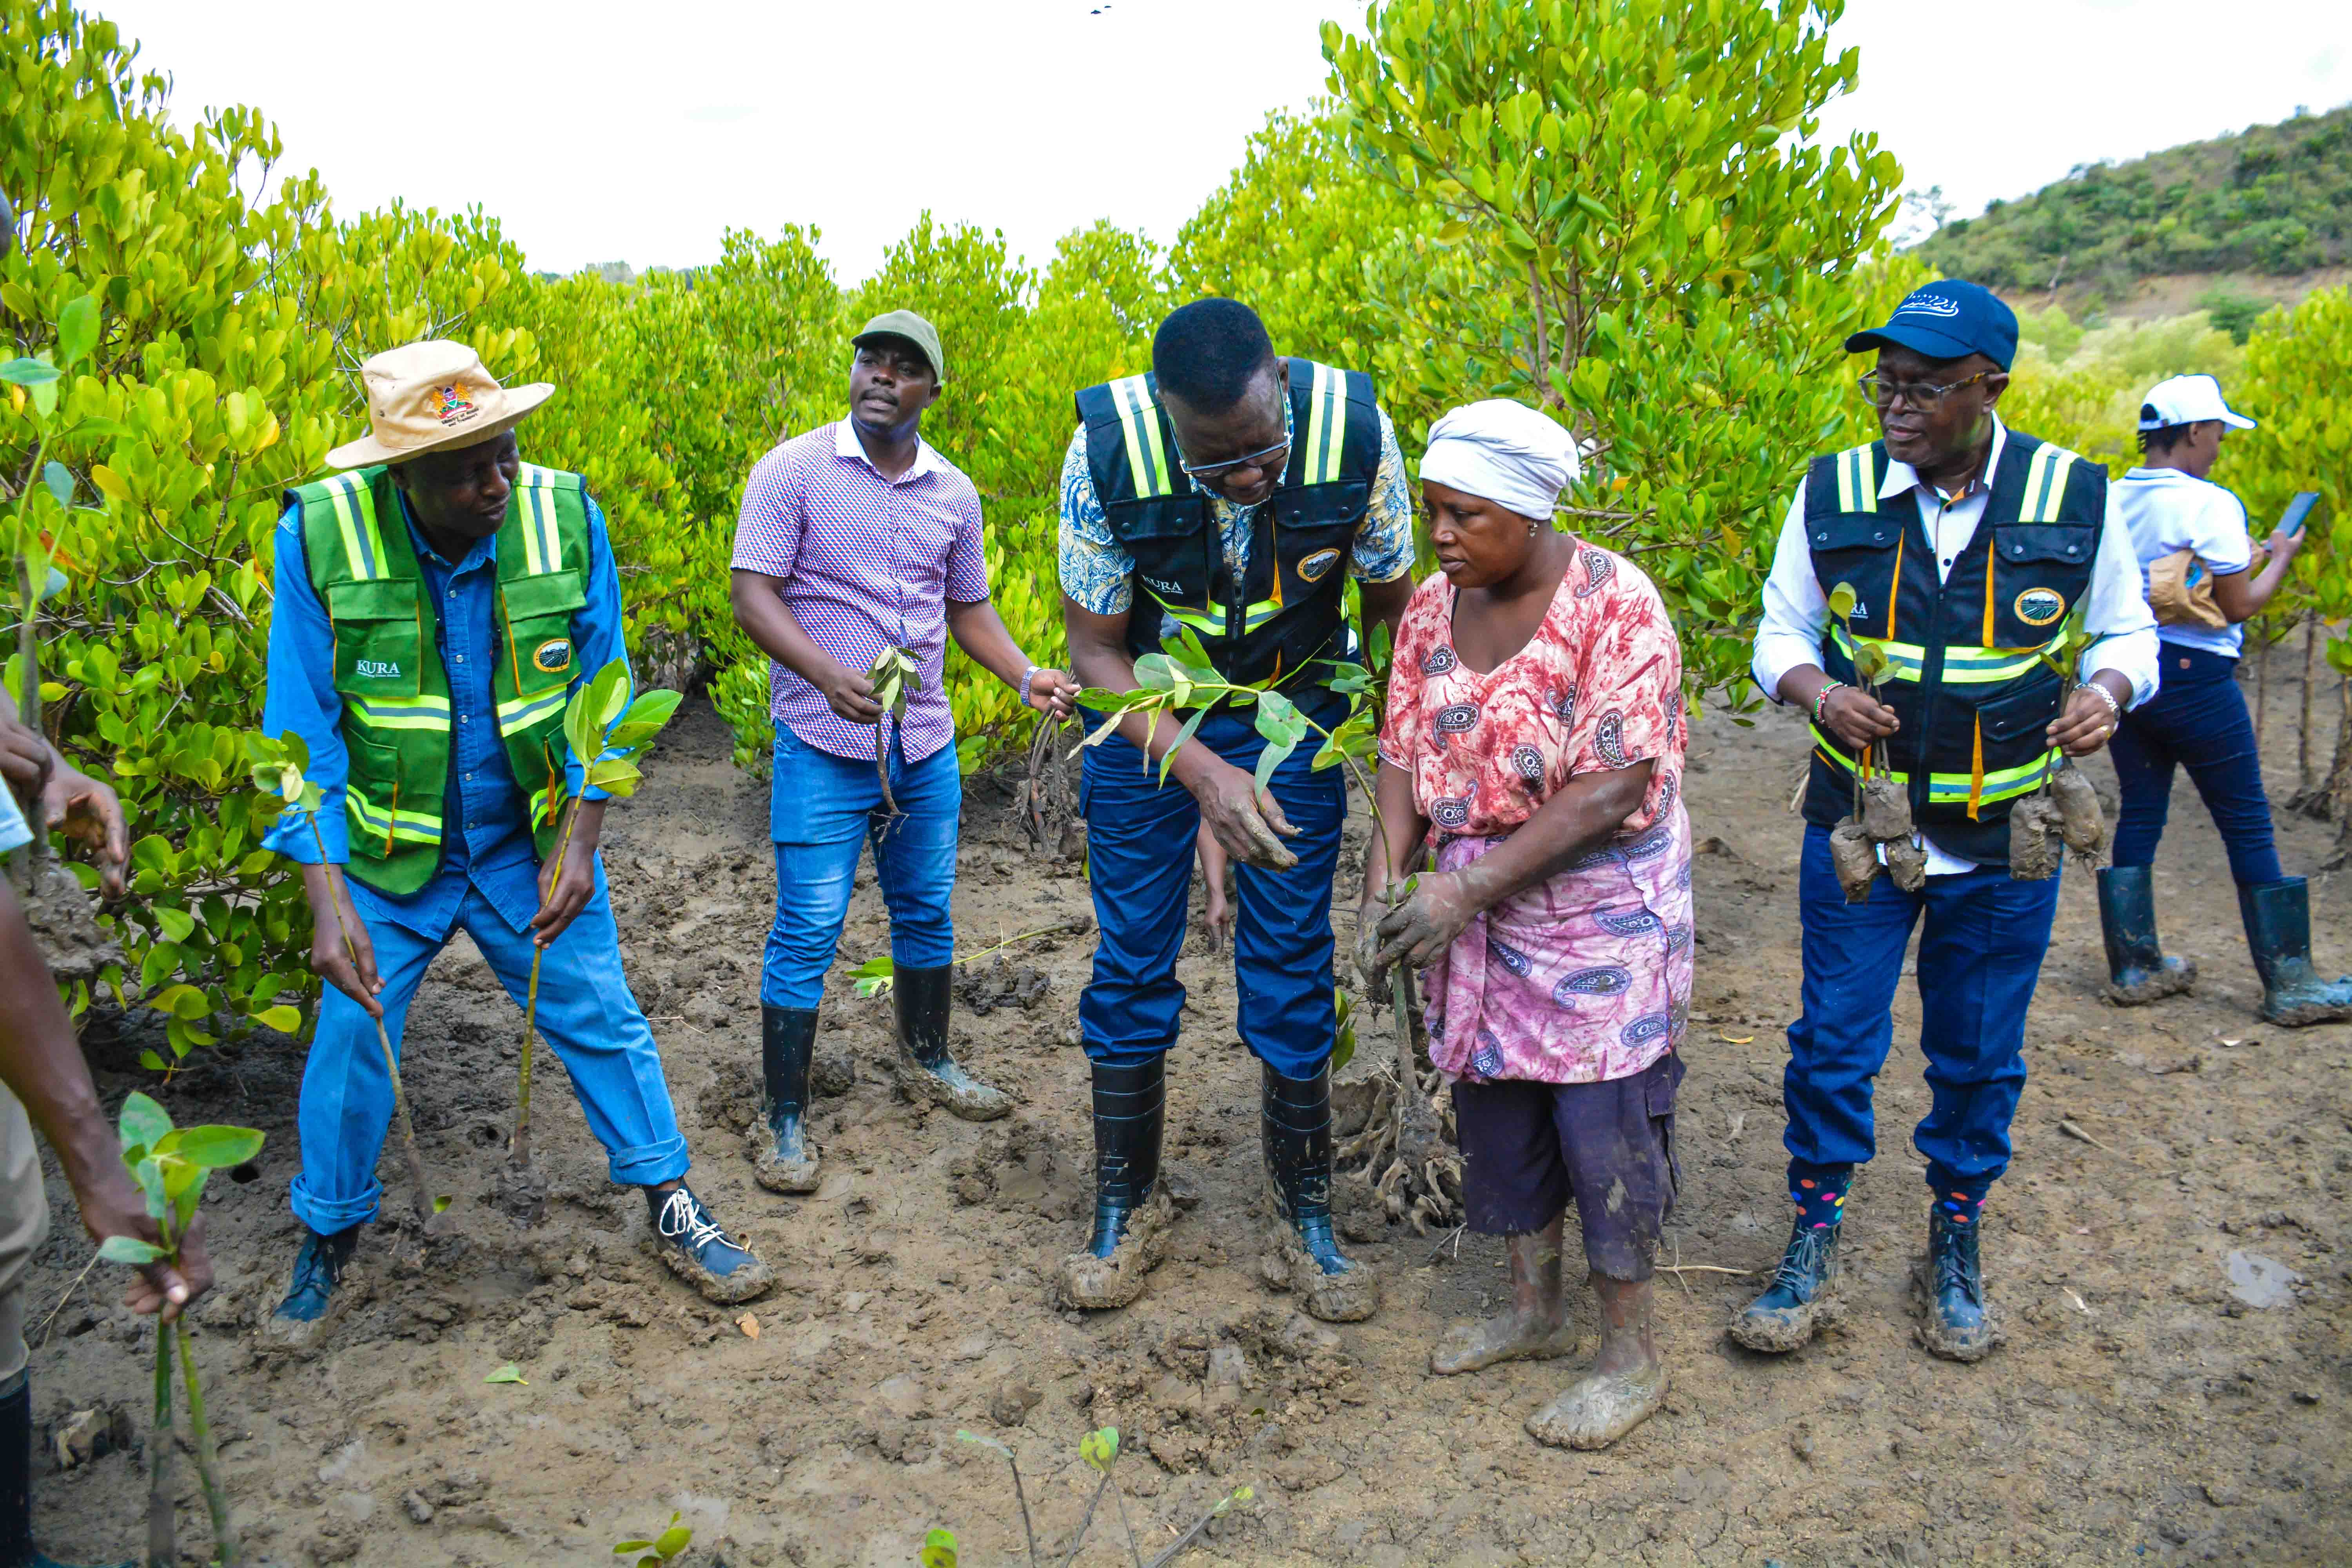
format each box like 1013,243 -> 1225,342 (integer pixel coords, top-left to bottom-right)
1359,399 -> 1694,1451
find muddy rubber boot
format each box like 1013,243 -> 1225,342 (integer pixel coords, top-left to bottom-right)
1913,1207 -> 1999,1362
262,1223 -> 361,1351
1261,1062 -> 1379,1323
891,964 -> 1010,1121
2095,866 -> 2194,1006
648,1184 -> 774,1305
0,1371 -> 134,1568
1055,1058 -> 1174,1310
751,1004 -> 822,1194
2237,878 -> 2352,1026
1727,1219 -> 1841,1354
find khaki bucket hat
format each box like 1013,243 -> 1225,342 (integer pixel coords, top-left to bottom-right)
326,340 -> 555,469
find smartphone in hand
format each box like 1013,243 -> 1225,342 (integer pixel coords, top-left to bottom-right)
2280,491 -> 2319,537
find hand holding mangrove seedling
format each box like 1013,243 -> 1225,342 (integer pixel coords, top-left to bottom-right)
867,645 -> 920,814
251,732 -> 449,1233
102,1091 -> 260,1568
506,659 -> 682,1224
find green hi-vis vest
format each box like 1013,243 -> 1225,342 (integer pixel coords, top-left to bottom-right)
289,463 -> 592,896
1075,358 -> 1380,689
1798,432 -> 2106,864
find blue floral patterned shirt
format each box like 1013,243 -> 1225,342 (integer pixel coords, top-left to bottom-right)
1057,391 -> 1416,617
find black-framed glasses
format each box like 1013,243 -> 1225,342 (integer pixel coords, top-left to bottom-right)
1175,437 -> 1291,483
1857,369 -> 1993,412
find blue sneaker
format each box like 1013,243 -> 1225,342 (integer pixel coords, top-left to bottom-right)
1729,1219 -> 1842,1353
263,1225 -> 360,1350
649,1185 -> 774,1305
1915,1207 -> 1999,1362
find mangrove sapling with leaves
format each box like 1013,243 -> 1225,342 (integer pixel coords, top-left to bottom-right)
2011,627 -> 2107,880
102,1091 -> 261,1568
249,732 -> 451,1235
1078,612 -> 1460,1230
612,1514 -> 694,1566
867,645 -> 920,815
501,659 -> 682,1227
1821,584 -> 1915,899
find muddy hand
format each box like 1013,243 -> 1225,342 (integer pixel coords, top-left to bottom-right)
1373,869 -> 1482,973
44,764 -> 129,898
1192,756 -> 1298,870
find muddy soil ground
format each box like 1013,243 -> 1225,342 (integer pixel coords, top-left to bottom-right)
21,672 -> 2352,1567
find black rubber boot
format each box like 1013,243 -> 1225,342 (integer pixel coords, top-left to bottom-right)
1083,1059 -> 1165,1258
1914,1207 -> 1997,1362
2237,878 -> 2352,1026
0,1370 -> 134,1566
891,965 -> 1009,1121
1728,1218 -> 1842,1354
2094,866 -> 2195,1005
1261,1062 -> 1378,1322
752,1005 -> 821,1194
262,1223 -> 361,1350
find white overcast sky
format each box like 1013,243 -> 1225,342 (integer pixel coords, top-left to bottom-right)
89,0 -> 2351,280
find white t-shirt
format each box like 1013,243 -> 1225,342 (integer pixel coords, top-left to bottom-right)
2113,466 -> 2254,658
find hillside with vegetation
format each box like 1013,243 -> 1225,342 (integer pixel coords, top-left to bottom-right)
1917,101 -> 2351,314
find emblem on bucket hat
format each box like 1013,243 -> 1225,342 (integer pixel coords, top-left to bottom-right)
326,340 -> 555,469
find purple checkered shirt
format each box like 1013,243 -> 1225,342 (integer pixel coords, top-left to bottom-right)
732,419 -> 991,763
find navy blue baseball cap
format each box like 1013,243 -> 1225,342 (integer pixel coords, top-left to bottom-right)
1844,279 -> 2018,369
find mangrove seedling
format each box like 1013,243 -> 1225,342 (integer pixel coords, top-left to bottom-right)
249,731 -> 449,1233
505,659 -> 681,1226
102,1090 -> 261,1568
867,645 -> 919,815
612,1514 -> 693,1565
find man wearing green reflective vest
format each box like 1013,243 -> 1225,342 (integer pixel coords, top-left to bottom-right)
1735,281 -> 2157,1363
257,342 -> 770,1347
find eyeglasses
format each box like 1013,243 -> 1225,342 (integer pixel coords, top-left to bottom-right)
1176,437 -> 1291,484
1857,370 -> 1993,413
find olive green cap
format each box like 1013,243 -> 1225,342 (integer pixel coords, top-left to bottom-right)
851,309 -> 945,383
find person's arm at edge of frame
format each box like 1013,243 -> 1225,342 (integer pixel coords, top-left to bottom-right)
259,510 -> 385,1019
2209,493 -> 2304,624
2050,487 -> 2160,757
0,687 -> 127,899
0,874 -> 212,1320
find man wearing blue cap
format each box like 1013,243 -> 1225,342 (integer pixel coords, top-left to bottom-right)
1734,280 -> 2158,1361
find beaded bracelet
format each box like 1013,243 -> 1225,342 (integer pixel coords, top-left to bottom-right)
1812,681 -> 1847,724
2082,681 -> 2122,720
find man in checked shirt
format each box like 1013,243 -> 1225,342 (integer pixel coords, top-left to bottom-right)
730,310 -> 1078,1197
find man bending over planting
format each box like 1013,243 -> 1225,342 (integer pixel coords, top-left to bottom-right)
260,342 -> 770,1348
728,309 -> 1076,1196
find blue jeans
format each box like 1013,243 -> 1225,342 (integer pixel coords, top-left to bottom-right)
2110,641 -> 2283,887
1079,690 -> 1346,1078
291,857 -> 688,1233
1783,822 -> 2062,1203
762,724 -> 958,1009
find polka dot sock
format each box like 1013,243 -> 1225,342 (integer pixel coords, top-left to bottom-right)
1935,1183 -> 1989,1230
1788,1164 -> 1852,1232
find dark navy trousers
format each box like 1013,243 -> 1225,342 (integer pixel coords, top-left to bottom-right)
1784,822 -> 2062,1204
1078,689 -> 1347,1077
2109,640 -> 2283,887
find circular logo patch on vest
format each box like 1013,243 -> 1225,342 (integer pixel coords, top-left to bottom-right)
1297,548 -> 1341,583
2013,587 -> 2067,627
532,638 -> 573,675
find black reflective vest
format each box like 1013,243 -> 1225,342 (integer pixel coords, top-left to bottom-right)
1074,358 -> 1379,688
1798,431 -> 2105,863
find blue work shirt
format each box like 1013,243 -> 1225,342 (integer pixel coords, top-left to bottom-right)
260,488 -> 630,938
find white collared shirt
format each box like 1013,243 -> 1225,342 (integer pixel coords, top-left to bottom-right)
1751,415 -> 2160,875
833,414 -> 941,481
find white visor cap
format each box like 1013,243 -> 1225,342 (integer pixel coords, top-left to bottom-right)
2138,373 -> 2256,432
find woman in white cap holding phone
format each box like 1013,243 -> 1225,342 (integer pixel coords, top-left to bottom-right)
2097,372 -> 2351,1024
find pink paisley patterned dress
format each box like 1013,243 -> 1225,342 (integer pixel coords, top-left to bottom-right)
1380,543 -> 1694,1085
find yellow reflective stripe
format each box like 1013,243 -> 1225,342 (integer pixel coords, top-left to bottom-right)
1828,624 -> 2058,684
497,688 -> 567,735
1109,375 -> 1172,500
1827,624 -> 1926,681
323,471 -> 388,582
514,463 -> 565,572
2018,444 -> 2079,524
1303,363 -> 1336,485
1833,445 -> 1877,514
345,695 -> 452,733
1141,583 -> 1220,634
1810,729 -> 2058,802
344,785 -> 443,843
